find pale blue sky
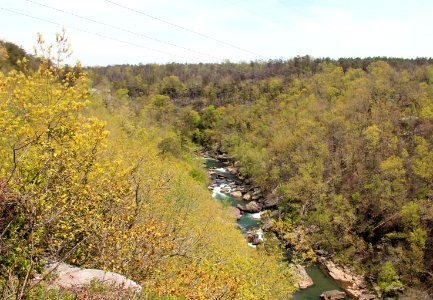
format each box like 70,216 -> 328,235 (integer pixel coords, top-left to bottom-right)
1,0 -> 432,66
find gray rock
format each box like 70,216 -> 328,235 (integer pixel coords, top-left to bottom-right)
45,262 -> 141,292
237,201 -> 260,213
291,264 -> 314,289
220,186 -> 230,193
320,290 -> 346,300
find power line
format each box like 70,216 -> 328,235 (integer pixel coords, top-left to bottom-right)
0,7 -> 200,63
0,6 -> 287,79
23,0 -> 223,61
103,0 -> 268,60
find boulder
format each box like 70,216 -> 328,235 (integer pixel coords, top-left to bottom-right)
237,186 -> 248,193
237,201 -> 260,213
220,186 -> 230,193
251,194 -> 261,200
291,264 -> 313,289
230,191 -> 243,199
226,166 -> 238,174
242,192 -> 252,201
320,290 -> 346,300
227,207 -> 241,220
45,262 -> 141,292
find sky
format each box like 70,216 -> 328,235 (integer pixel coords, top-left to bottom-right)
1,0 -> 433,66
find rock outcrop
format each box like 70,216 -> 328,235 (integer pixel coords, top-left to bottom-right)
290,264 -> 314,289
45,262 -> 142,292
318,257 -> 377,299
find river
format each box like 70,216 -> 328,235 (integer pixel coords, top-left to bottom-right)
204,157 -> 348,300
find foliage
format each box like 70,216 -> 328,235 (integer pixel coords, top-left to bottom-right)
0,36 -> 296,299
377,261 -> 403,296
89,55 -> 433,293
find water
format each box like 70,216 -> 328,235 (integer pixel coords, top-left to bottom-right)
238,213 -> 260,229
204,157 -> 347,299
206,157 -> 260,231
204,157 -> 222,168
292,264 -> 348,299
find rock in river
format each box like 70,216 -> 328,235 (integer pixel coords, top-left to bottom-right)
227,207 -> 241,220
318,257 -> 374,299
220,186 -> 230,193
242,192 -> 252,201
237,201 -> 260,213
230,190 -> 243,199
226,166 -> 238,174
290,264 -> 313,289
320,290 -> 346,300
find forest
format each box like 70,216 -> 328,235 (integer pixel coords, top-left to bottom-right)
1,36 -> 433,299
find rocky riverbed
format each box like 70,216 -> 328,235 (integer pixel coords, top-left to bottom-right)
204,153 -> 313,288
203,152 -> 379,300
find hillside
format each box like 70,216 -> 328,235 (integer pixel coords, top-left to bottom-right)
0,37 -> 295,299
1,35 -> 432,299
90,54 -> 433,298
